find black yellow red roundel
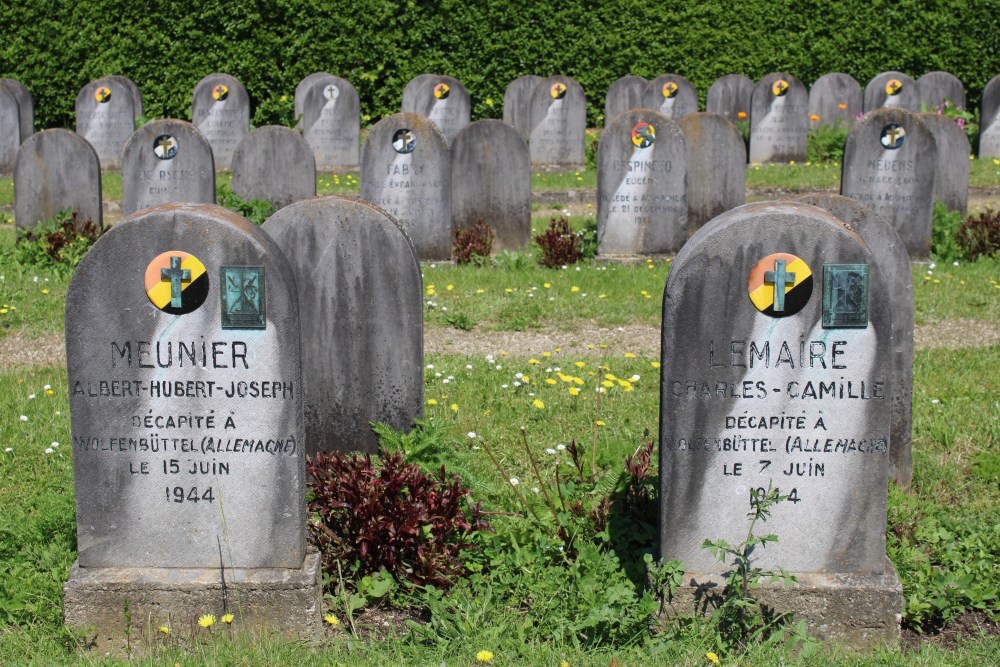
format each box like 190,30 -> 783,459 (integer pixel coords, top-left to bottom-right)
144,251 -> 209,315
747,253 -> 812,317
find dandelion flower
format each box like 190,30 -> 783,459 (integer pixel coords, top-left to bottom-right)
427,398 -> 438,406
545,378 -> 557,385
706,652 -> 720,664
651,361 -> 661,368
529,358 -> 540,364
159,625 -> 171,634
570,286 -> 580,292
476,650 -> 494,662
575,361 -> 586,368
221,613 -> 234,624
532,399 -> 545,409
595,420 -> 606,427
46,389 -> 54,396
324,612 -> 339,626
198,614 -> 216,628
568,387 -> 580,396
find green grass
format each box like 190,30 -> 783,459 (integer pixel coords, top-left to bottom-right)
745,160 -> 842,191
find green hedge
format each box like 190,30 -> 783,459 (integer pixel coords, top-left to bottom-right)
2,0 -> 998,131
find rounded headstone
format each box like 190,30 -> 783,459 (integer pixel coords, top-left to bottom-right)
917,71 -> 966,111
294,72 -> 331,120
106,75 -> 143,119
231,126 -> 317,211
604,75 -> 648,126
918,112 -> 970,215
706,74 -> 754,125
14,128 -> 102,231
503,75 -> 543,140
977,74 -> 1000,159
76,76 -> 136,170
0,86 -> 20,173
749,72 -> 809,164
191,73 -> 250,170
678,112 -> 746,231
401,74 -> 471,145
297,74 -> 360,171
121,119 -> 216,216
808,73 -> 862,127
528,75 -> 587,170
864,71 -> 921,112
642,74 -> 699,120
0,78 -> 33,143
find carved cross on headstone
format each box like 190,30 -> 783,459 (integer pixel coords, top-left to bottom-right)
160,256 -> 190,308
764,258 -> 796,312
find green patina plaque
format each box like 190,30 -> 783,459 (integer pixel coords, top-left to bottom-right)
220,266 -> 266,329
822,264 -> 869,329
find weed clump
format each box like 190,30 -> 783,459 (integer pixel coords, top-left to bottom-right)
13,209 -> 103,270
534,217 -> 582,267
959,208 -> 1000,260
452,221 -> 494,265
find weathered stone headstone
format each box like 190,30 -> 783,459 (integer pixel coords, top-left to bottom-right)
706,74 -> 753,125
917,71 -> 966,111
106,75 -> 143,119
678,112 -> 745,231
121,119 -> 215,216
642,74 -> 699,120
597,109 -> 686,255
660,200 -> 901,646
864,72 -> 921,112
14,129 -> 103,231
979,74 -> 1000,159
231,126 -> 316,210
919,113 -> 969,214
360,112 -> 452,260
0,78 -> 33,142
808,73 -> 862,127
841,108 -> 937,257
63,203 -> 320,651
749,73 -> 808,164
401,74 -> 471,145
76,77 -> 136,170
191,73 -> 250,170
297,73 -> 360,171
503,75 -> 543,140
262,197 -> 423,455
451,119 -> 531,250
0,86 -> 19,174
604,76 -> 648,126
529,76 -> 586,170
294,72 -> 329,119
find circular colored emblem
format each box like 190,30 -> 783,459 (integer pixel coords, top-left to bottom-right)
95,87 -> 112,104
885,79 -> 903,96
145,251 -> 209,315
662,81 -> 679,98
771,80 -> 789,97
153,134 -> 178,160
392,128 -> 416,154
323,84 -> 339,101
550,82 -> 567,99
212,84 -> 229,101
747,253 -> 813,317
630,122 -> 655,148
880,123 -> 906,149
433,83 -> 450,99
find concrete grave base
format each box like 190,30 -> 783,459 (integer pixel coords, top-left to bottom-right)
64,548 -> 323,654
662,556 -> 903,648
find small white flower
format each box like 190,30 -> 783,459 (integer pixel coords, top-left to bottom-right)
509,477 -> 520,487
513,381 -> 521,387
442,379 -> 450,384
952,261 -> 960,266
430,263 -> 437,269
561,265 -> 568,270
441,306 -> 448,311
467,431 -> 477,439
44,447 -> 54,454
931,398 -> 940,404
435,372 -> 442,378
501,384 -> 509,389
556,444 -> 566,451
630,374 -> 641,381
28,394 -> 35,399
472,445 -> 481,450
426,364 -> 435,369
51,442 -> 59,448
575,266 -> 581,271
928,261 -> 936,269
19,415 -> 27,422
32,276 -> 39,283
545,448 -> 557,455
515,372 -> 523,379
597,387 -> 605,393
546,367 -> 553,373
528,392 -> 535,396
549,297 -> 555,301
527,293 -> 534,298
447,375 -> 454,380
43,384 -> 51,390
4,448 -> 11,453
554,367 -> 561,372
465,364 -> 473,370
532,487 -> 540,493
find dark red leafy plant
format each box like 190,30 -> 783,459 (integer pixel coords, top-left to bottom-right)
534,217 -> 582,267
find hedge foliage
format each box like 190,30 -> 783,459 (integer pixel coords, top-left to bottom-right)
2,0 -> 999,131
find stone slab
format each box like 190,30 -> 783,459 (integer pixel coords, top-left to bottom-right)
604,75 -> 647,126
14,128 -> 103,230
864,72 -> 921,113
192,74 -> 250,170
808,73 -> 862,128
706,74 -> 753,126
231,125 -> 316,210
121,119 -> 215,216
643,74 -> 699,121
749,73 -> 808,164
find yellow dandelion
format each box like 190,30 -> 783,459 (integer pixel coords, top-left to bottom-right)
706,652 -> 720,664
476,288 -> 485,294
602,380 -> 614,388
562,662 -> 570,667
41,289 -> 50,294
595,420 -> 606,427
522,375 -> 530,383
446,284 -> 454,291
198,613 -> 216,628
651,361 -> 661,368
572,377 -> 584,385
599,293 -> 607,298
625,352 -> 636,358
450,403 -> 459,412
46,389 -> 54,396
543,282 -> 551,288
427,398 -> 438,406
569,387 -> 580,396
485,98 -> 494,107
324,612 -> 340,626
505,288 -> 513,293
571,286 -> 580,292
546,378 -> 557,385
476,650 -> 494,663
542,351 -> 552,357
575,361 -> 586,368
159,625 -> 171,634
529,358 -> 540,364
532,399 -> 545,409
221,613 -> 234,624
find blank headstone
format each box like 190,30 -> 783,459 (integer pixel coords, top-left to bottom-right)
917,71 -> 966,111
121,119 -> 216,216
919,112 -> 970,214
529,75 -> 586,170
402,74 -> 471,145
678,112 -> 745,231
808,73 -> 862,127
231,126 -> 316,210
297,73 -> 360,171
503,75 -> 543,140
192,73 -> 250,170
262,196 -> 423,455
841,108 -> 937,257
706,74 -> 754,125
864,72 -> 921,112
977,74 -> 1000,159
360,112 -> 452,260
14,129 -> 102,231
597,109 -> 686,255
76,77 -> 136,170
605,76 -> 648,126
0,78 -> 33,142
451,119 -> 531,250
0,86 -> 19,174
749,72 -> 808,164
642,74 -> 699,120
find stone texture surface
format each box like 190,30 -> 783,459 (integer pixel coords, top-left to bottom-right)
642,74 -> 699,121
262,196 -> 423,455
231,125 -> 316,210
0,86 -> 19,173
297,73 -> 360,171
121,119 -> 215,216
979,74 -> 1000,159
191,73 -> 250,170
808,73 -> 862,128
503,75 -> 543,140
917,71 -> 966,111
864,72 -> 921,112
749,73 -> 808,164
919,112 -> 970,214
706,74 -> 754,125
402,74 -> 471,145
14,128 -> 103,230
679,112 -> 745,231
76,77 -> 136,170
0,78 -> 32,144
529,76 -> 586,170
604,76 -> 648,127
107,75 -> 143,119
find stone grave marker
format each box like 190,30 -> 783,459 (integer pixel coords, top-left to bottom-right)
231,126 -> 316,210
503,75 -> 543,140
262,196 -> 423,455
402,74 -> 471,145
597,109 -> 686,255
360,112 -> 452,260
107,75 -> 143,119
841,108 -> 936,257
0,78 -> 33,143
919,112 -> 969,214
121,119 -> 216,216
917,71 -> 966,111
678,112 -> 745,231
297,73 -> 360,171
451,119 -> 531,250
749,72 -> 808,164
642,74 -> 699,120
660,200 -> 901,646
63,203 -> 320,651
76,76 -> 136,170
706,74 -> 753,125
977,74 -> 1000,159
0,85 -> 19,174
191,73 -> 250,170
528,75 -> 586,170
808,73 -> 862,128
14,129 -> 103,231
294,72 -> 329,120
864,71 -> 921,112
604,75 -> 648,126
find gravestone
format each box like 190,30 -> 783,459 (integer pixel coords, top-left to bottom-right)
0,86 -> 19,174
604,76 -> 648,126
864,72 -> 921,112
121,119 -> 216,216
191,73 -> 250,170
917,71 -> 966,111
360,112 -> 452,260
660,200 -> 902,647
808,73 -> 862,127
749,73 -> 808,164
297,73 -> 360,171
262,197 -> 423,455
841,108 -> 937,257
401,74 -> 471,145
14,129 -> 103,231
678,112 -> 745,231
919,113 -> 969,214
528,75 -> 586,170
76,77 -> 136,170
0,78 -> 33,142
451,119 -> 531,250
294,72 -> 329,119
503,75 -> 543,140
792,194 -> 914,490
63,203 -> 320,652
706,74 -> 753,125
976,74 -> 1000,159
231,126 -> 316,210
597,109 -> 686,255
642,74 -> 699,120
